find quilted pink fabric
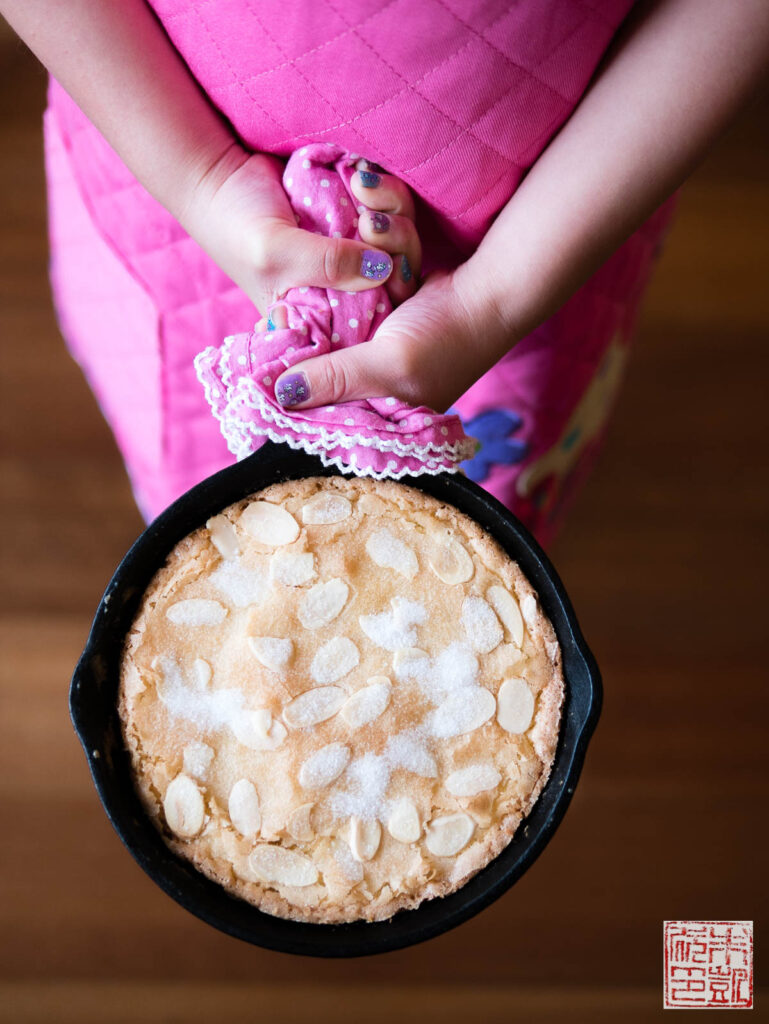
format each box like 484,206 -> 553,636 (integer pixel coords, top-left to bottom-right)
195,143 -> 474,477
43,0 -> 675,544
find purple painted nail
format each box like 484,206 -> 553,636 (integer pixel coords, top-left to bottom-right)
400,254 -> 413,282
276,371 -> 310,407
370,211 -> 390,234
359,170 -> 381,188
361,250 -> 392,281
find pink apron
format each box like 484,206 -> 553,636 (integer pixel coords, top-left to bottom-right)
43,0 -> 674,545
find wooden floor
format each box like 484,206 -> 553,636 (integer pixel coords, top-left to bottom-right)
1,25 -> 767,1024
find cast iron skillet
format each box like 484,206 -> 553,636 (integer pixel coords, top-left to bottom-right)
69,440 -> 602,957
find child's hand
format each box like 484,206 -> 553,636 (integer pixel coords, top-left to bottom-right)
273,265 -> 512,413
183,149 -> 421,317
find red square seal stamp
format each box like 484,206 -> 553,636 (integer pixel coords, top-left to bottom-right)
664,921 -> 753,1009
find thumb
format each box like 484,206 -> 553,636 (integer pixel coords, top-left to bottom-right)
272,227 -> 394,293
273,341 -> 399,409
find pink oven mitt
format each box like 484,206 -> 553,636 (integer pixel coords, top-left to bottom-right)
194,143 -> 475,479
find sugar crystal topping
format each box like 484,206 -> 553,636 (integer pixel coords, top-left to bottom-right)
154,655 -> 248,733
330,728 -> 437,822
358,597 -> 427,650
210,559 -> 267,607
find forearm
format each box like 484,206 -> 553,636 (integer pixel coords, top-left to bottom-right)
0,0 -> 246,222
458,0 -> 769,349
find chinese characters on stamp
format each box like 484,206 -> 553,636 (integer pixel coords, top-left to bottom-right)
664,921 -> 753,1009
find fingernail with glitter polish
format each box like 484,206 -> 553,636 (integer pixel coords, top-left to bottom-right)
369,211 -> 390,234
400,254 -> 413,282
266,316 -> 276,331
276,371 -> 310,407
359,170 -> 381,188
361,250 -> 392,281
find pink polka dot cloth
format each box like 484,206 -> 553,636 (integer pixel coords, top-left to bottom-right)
194,143 -> 475,479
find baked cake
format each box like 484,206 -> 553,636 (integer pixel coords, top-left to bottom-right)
118,476 -> 564,924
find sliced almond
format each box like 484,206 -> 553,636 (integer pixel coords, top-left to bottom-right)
232,709 -> 287,750
497,643 -> 524,669
365,528 -> 418,578
340,678 -> 391,728
310,637 -> 359,685
269,550 -> 315,586
191,658 -> 212,690
283,686 -> 346,728
428,533 -> 474,585
387,798 -> 421,843
265,718 -> 288,748
461,596 -> 503,654
182,741 -> 214,780
154,657 -> 182,706
487,585 -> 524,647
251,708 -> 273,739
228,779 -> 261,838
349,816 -> 381,862
520,594 -> 538,630
445,763 -> 501,797
163,774 -> 205,838
392,647 -> 428,672
206,514 -> 240,559
429,686 -> 496,738
248,636 -> 293,673
287,802 -> 316,842
298,742 -> 351,789
301,493 -> 352,525
298,578 -> 349,630
240,501 -> 299,546
496,677 -> 535,734
249,844 -> 318,887
424,813 -> 475,857
166,599 -> 227,627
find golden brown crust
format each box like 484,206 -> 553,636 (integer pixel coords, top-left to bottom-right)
118,476 -> 564,924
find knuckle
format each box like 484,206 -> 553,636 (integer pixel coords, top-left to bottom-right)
397,339 -> 428,387
392,336 -> 421,384
250,224 -> 282,278
318,356 -> 351,403
374,331 -> 410,382
321,237 -> 347,287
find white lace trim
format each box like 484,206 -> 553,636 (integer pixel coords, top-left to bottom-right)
194,345 -> 476,474
234,419 -> 461,479
234,376 -> 475,459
